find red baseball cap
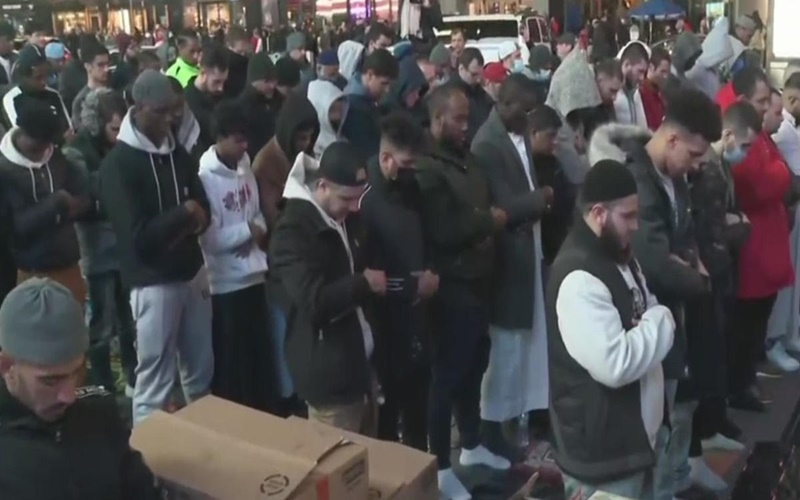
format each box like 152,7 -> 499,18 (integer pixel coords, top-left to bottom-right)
484,62 -> 508,84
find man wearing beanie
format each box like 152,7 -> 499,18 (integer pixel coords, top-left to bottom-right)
0,21 -> 17,86
238,51 -> 282,158
275,56 -> 301,96
0,98 -> 89,301
316,48 -> 347,90
282,31 -> 315,87
546,159 -> 674,499
0,278 -> 161,499
223,26 -> 251,98
269,141 -> 383,432
100,69 -> 213,424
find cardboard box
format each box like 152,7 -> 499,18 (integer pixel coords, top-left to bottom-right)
131,396 -> 369,500
288,416 -> 438,500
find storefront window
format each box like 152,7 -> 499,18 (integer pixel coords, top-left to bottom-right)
773,0 -> 800,59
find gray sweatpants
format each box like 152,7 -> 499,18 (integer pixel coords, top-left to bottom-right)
131,269 -> 213,424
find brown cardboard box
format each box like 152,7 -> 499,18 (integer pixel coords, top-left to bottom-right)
130,396 -> 369,500
288,416 -> 438,500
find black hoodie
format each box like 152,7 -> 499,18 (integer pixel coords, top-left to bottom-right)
224,48 -> 250,99
184,77 -> 223,154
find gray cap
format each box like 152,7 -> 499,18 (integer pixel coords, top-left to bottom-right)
132,69 -> 174,108
735,15 -> 757,31
0,278 -> 88,366
286,32 -> 306,53
430,43 -> 451,67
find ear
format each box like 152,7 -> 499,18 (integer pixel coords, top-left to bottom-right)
0,352 -> 13,376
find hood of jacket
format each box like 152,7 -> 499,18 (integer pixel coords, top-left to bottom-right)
174,102 -> 201,152
117,109 -> 176,154
672,33 -> 702,75
274,93 -> 320,160
696,17 -> 733,70
616,40 -> 652,60
308,80 -> 348,158
283,151 -> 341,232
382,55 -> 427,110
0,128 -> 53,169
546,48 -> 602,118
338,40 -> 365,79
198,145 -> 252,178
588,122 -> 653,166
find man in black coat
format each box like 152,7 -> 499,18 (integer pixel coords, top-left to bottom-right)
223,26 -> 251,99
0,278 -> 160,500
445,48 -> 495,145
184,45 -> 229,154
237,52 -> 282,159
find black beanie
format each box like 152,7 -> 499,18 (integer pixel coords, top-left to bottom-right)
247,53 -> 276,84
581,159 -> 637,203
318,141 -> 367,187
16,98 -> 62,143
275,57 -> 301,88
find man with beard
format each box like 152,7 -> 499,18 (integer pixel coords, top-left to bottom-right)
238,52 -> 282,159
613,41 -> 649,126
445,48 -> 494,145
594,58 -> 623,122
547,159 -> 675,500
185,45 -> 229,154
639,47 -> 671,131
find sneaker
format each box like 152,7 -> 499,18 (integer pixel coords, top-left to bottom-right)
756,360 -> 784,378
783,337 -> 800,354
689,457 -> 727,491
767,343 -> 800,372
701,433 -> 745,452
459,445 -> 511,470
438,468 -> 471,500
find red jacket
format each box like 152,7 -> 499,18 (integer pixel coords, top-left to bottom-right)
717,82 -> 794,298
638,79 -> 665,131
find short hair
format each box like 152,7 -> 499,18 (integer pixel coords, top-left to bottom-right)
650,47 -> 671,68
16,55 -> 47,77
176,31 -> 198,48
786,73 -> 800,91
427,84 -> 464,120
619,43 -> 649,65
138,49 -> 160,67
81,88 -> 128,136
528,104 -> 562,131
380,111 -> 425,152
497,73 -> 537,105
450,27 -> 466,39
722,101 -> 762,134
227,26 -> 248,44
200,44 -> 229,71
362,48 -> 399,79
732,67 -> 769,98
82,42 -> 109,65
595,58 -> 623,80
366,22 -> 393,44
662,87 -> 722,142
457,47 -> 483,69
213,100 -> 248,138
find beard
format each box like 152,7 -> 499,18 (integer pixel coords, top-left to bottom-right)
599,221 -> 632,264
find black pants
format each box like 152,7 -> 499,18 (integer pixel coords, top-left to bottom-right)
211,284 -> 279,413
728,295 -> 777,394
428,297 -> 490,469
378,364 -> 430,451
689,396 -> 727,456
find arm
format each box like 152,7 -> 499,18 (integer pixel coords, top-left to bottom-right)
471,141 -> 548,227
732,138 -> 791,210
8,190 -> 70,243
269,219 -> 372,327
556,270 -> 675,388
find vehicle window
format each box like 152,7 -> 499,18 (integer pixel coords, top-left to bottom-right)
438,19 -> 519,42
539,19 -> 551,43
527,18 -> 542,43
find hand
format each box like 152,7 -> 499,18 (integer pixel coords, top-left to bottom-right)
363,268 -> 387,295
58,190 -> 88,218
63,128 -> 75,144
413,270 -> 439,300
741,213 -> 750,224
233,241 -> 252,258
540,186 -> 554,206
490,207 -> 507,230
724,213 -> 741,225
184,200 -> 208,233
669,254 -> 690,267
697,258 -> 709,278
248,220 -> 267,246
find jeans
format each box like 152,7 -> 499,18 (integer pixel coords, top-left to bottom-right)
267,299 -> 294,399
428,297 -> 490,469
654,380 -> 697,499
86,270 -> 137,390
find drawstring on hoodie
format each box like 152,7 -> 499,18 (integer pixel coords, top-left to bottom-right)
28,163 -> 54,202
149,153 -> 181,212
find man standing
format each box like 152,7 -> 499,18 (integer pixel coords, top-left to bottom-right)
185,45 -> 229,154
238,52 -> 282,159
639,47 -> 671,131
547,159 -> 675,499
613,42 -> 649,126
71,42 -> 110,130
417,85 -> 511,499
223,26 -> 251,98
316,49 -> 347,90
269,141 -> 382,433
284,32 -> 315,86
446,48 -> 494,145
0,22 -> 17,86
0,278 -> 161,499
165,31 -> 201,88
472,75 -> 554,457
100,70 -> 212,424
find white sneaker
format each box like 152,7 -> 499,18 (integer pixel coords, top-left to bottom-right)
438,468 -> 471,500
689,457 -> 727,491
701,433 -> 745,452
784,337 -> 800,354
124,385 -> 135,398
459,445 -> 511,470
767,343 -> 800,372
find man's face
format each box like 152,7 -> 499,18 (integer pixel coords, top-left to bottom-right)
104,113 -> 123,144
25,62 -> 49,91
292,127 -> 314,155
665,129 -> 710,176
419,60 -> 437,88
784,88 -> 800,120
218,132 -> 249,162
483,81 -> 500,101
379,146 -> 416,180
622,59 -> 647,87
368,35 -> 392,54
502,50 -> 521,70
289,48 -> 305,62
763,93 -> 783,135
253,78 -> 277,97
721,127 -> 756,158
202,67 -> 229,96
364,71 -> 392,100
315,178 -> 367,222
319,63 -> 339,79
648,60 -> 671,87
231,39 -> 251,55
435,92 -> 469,148
592,194 -> 639,263
126,41 -> 140,59
450,32 -> 466,55
736,25 -> 754,46
86,54 -> 110,84
498,92 -> 536,134
531,128 -> 559,155
328,98 -> 345,129
556,43 -> 573,60
459,59 -> 483,87
0,36 -> 12,56
596,74 -> 622,105
139,99 -> 175,143
31,31 -> 48,49
0,354 -> 85,422
180,38 -> 201,65
744,80 -> 771,117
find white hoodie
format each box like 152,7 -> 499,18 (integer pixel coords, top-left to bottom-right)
307,80 -> 348,159
197,146 -> 268,295
282,152 -> 374,358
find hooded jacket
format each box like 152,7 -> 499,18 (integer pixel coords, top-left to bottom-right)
165,57 -> 200,88
197,147 -> 268,295
251,93 -> 319,229
184,77 -> 223,154
342,76 -> 382,158
613,41 -> 649,128
267,153 -> 373,406
546,48 -> 602,184
223,48 -> 249,99
380,55 -> 427,117
63,130 -> 118,276
0,128 -> 88,272
684,18 -> 733,98
716,84 -> 794,299
338,40 -> 365,80
99,111 -> 209,288
308,79 -> 347,158
588,123 -> 708,380
1,85 -> 72,140
238,85 -> 283,160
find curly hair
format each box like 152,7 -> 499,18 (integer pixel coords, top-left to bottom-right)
81,88 -> 128,137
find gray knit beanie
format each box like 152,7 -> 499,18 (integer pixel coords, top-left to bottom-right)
132,69 -> 174,108
286,32 -> 306,53
0,278 -> 88,366
430,43 -> 451,67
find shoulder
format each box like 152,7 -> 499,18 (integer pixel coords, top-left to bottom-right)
75,385 -> 112,399
556,269 -> 612,305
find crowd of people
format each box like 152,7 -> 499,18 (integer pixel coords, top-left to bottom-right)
0,9 -> 794,500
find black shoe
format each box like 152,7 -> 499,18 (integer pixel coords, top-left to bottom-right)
750,381 -> 773,404
729,391 -> 766,412
674,484 -> 718,500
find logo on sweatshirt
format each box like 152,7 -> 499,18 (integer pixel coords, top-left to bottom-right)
222,184 -> 252,212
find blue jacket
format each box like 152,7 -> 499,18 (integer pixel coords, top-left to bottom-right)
341,78 -> 382,158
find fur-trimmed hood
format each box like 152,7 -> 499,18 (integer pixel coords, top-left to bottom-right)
588,123 -> 652,166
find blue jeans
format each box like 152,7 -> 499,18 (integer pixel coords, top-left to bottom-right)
267,300 -> 294,398
654,380 -> 696,499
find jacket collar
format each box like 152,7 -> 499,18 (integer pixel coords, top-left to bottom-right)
0,378 -> 51,431
429,137 -> 469,171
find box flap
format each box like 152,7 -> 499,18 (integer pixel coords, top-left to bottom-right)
131,411 -> 313,500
